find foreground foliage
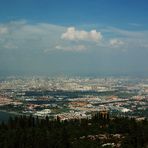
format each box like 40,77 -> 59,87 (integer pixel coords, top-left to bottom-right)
0,114 -> 147,148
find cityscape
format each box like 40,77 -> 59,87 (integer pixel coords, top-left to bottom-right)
0,0 -> 148,147
0,76 -> 147,120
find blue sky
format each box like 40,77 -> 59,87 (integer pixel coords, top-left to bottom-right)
0,0 -> 148,76
0,0 -> 148,28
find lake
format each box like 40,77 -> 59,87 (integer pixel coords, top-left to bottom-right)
0,111 -> 15,123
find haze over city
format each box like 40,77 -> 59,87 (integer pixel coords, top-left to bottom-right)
0,0 -> 148,76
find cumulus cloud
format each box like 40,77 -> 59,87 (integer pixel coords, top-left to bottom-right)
0,21 -> 103,52
109,39 -> 124,47
1,20 -> 148,54
61,27 -> 102,42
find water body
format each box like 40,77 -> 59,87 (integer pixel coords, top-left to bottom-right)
0,111 -> 15,123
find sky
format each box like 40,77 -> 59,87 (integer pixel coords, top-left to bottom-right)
0,0 -> 148,77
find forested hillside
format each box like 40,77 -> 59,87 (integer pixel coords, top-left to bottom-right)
0,114 -> 147,148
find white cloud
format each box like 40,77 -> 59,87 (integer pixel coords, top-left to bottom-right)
109,39 -> 124,47
0,20 -> 65,52
100,26 -> 148,51
128,23 -> 142,27
3,42 -> 18,49
104,27 -> 148,38
55,45 -> 86,51
0,21 -> 103,52
0,27 -> 8,35
61,27 -> 102,42
1,20 -> 148,54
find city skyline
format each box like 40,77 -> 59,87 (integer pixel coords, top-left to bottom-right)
0,0 -> 148,76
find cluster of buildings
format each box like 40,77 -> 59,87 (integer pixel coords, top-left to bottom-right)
56,111 -> 90,121
0,76 -> 147,120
